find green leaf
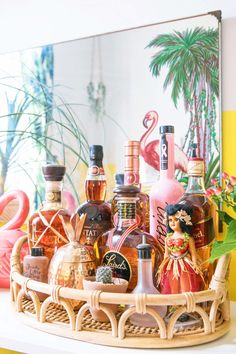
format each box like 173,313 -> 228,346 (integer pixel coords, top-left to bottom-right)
210,240 -> 236,262
217,210 -> 234,225
209,219 -> 236,262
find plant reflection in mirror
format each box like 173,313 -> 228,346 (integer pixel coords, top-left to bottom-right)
0,45 -> 89,209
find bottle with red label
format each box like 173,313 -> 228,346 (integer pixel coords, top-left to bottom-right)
178,144 -> 216,287
77,145 -> 112,247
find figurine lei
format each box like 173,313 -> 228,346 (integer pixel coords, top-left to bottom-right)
159,204 -> 205,294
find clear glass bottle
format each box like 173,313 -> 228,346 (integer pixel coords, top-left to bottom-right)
94,185 -> 163,292
150,126 -> 184,250
129,236 -> 167,327
178,144 -> 216,286
77,145 -> 112,246
28,165 -> 70,261
124,140 -> 150,232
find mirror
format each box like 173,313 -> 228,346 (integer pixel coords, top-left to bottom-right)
0,11 -> 221,208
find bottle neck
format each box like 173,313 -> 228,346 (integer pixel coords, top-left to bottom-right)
86,159 -> 106,202
185,175 -> 206,194
43,181 -> 63,209
137,259 -> 154,287
117,199 -> 137,228
160,132 -> 174,179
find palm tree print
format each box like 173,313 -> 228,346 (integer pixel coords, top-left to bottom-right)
147,27 -> 219,165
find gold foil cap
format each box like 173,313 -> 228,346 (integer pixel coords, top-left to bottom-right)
187,158 -> 205,176
124,141 -> 140,184
124,140 -> 140,156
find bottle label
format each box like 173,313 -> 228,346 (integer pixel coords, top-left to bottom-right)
124,171 -> 140,185
118,202 -> 136,220
80,221 -> 111,246
161,133 -> 168,170
45,191 -> 61,203
102,251 -> 132,282
154,205 -> 166,249
192,217 -> 215,248
88,165 -> 105,176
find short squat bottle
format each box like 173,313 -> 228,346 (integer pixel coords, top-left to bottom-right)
95,185 -> 162,292
23,247 -> 49,301
129,237 -> 167,327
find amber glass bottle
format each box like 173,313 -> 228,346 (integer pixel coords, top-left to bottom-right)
94,185 -> 162,292
178,146 -> 216,287
77,145 -> 112,246
28,165 -> 70,261
124,141 -> 150,232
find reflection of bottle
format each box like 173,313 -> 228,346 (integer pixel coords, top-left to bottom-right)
95,185 -> 162,292
77,145 -> 112,246
150,126 -> 184,248
28,165 -> 70,260
178,145 -> 216,286
129,236 -> 167,327
124,140 -> 149,232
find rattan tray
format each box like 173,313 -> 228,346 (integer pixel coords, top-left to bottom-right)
10,235 -> 231,348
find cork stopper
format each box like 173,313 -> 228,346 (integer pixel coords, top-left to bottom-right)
114,184 -> 140,196
42,164 -> 66,181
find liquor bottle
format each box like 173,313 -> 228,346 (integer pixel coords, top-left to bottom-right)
77,145 -> 112,246
150,126 -> 184,249
178,144 -> 216,286
94,185 -> 163,292
28,165 -> 70,260
124,140 -> 150,232
129,236 -> 167,327
111,173 -> 124,226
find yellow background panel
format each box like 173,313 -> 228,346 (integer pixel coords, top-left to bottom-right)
222,110 -> 236,300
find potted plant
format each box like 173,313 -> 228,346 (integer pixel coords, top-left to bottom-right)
207,172 -> 236,261
83,266 -> 128,322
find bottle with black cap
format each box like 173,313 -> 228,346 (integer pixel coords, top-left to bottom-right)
28,164 -> 70,260
129,235 -> 167,327
150,126 -> 184,250
77,145 -> 112,246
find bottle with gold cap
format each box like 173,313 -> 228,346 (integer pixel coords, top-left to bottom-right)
124,140 -> 150,232
178,144 -> 216,287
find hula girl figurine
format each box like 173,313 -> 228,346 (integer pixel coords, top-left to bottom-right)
159,204 -> 205,294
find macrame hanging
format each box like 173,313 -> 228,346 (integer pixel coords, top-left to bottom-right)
87,37 -> 106,122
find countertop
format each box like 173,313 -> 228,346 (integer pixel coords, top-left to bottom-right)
0,289 -> 235,354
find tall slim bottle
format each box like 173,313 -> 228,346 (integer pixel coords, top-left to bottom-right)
28,165 -> 70,260
178,145 -> 216,286
77,145 -> 112,246
150,126 -> 184,249
124,140 -> 150,232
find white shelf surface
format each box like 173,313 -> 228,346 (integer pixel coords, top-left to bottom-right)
0,289 -> 236,354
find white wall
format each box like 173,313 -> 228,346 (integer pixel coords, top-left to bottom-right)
0,0 -> 235,111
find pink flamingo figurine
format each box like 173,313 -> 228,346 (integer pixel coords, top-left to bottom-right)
140,111 -> 188,173
0,190 -> 29,288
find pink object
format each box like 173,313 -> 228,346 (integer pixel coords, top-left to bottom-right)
150,126 -> 184,247
0,190 -> 29,288
140,111 -> 188,173
62,191 -> 76,215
